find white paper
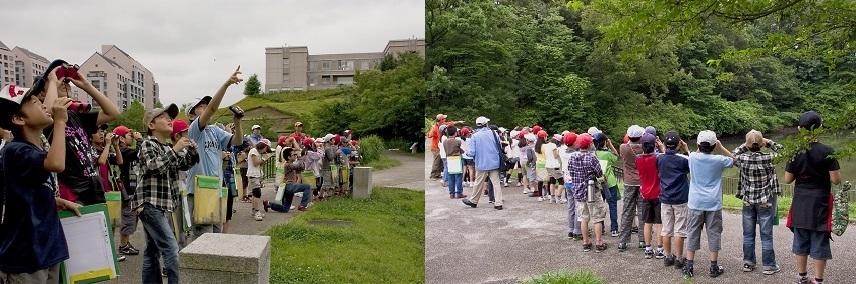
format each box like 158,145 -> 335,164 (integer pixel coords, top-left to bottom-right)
60,211 -> 116,282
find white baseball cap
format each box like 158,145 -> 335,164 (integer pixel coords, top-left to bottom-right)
524,133 -> 536,142
626,125 -> 645,138
475,116 -> 490,125
252,124 -> 261,130
509,130 -> 520,139
0,84 -> 31,105
697,130 -> 717,145
498,127 -> 507,133
322,133 -> 335,142
587,127 -> 601,135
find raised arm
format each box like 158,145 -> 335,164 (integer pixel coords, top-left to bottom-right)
69,71 -> 119,125
44,98 -> 72,172
199,66 -> 242,128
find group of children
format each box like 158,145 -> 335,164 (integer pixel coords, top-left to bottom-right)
0,61 -> 363,284
439,110 -> 840,284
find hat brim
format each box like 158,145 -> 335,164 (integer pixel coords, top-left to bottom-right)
188,96 -> 212,115
164,103 -> 179,119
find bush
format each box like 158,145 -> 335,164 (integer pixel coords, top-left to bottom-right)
359,135 -> 386,164
522,270 -> 603,284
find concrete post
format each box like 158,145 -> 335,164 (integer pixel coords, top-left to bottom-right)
353,166 -> 373,199
179,233 -> 271,284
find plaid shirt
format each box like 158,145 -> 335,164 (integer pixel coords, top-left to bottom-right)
564,151 -> 603,201
131,137 -> 198,212
733,141 -> 782,204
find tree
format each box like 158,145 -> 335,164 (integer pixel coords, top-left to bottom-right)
244,74 -> 261,96
109,100 -> 146,132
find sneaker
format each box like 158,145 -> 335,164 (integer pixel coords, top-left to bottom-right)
455,193 -> 468,199
117,255 -> 126,262
610,230 -> 619,237
797,276 -> 812,284
494,205 -> 503,210
631,226 -> 639,234
538,196 -> 545,202
297,206 -> 308,211
583,243 -> 593,252
560,199 -> 567,204
567,232 -> 574,239
289,206 -> 296,210
462,199 -> 478,208
682,264 -> 694,279
523,188 -> 529,194
162,268 -> 167,277
674,257 -> 685,269
644,248 -> 654,259
118,244 -> 140,255
450,194 -> 455,199
517,182 -> 523,187
254,211 -> 263,221
655,248 -> 665,259
762,265 -> 780,275
664,255 -> 675,267
743,263 -> 755,272
595,243 -> 607,253
709,264 -> 724,278
262,200 -> 270,212
617,242 -> 627,252
488,200 -> 494,204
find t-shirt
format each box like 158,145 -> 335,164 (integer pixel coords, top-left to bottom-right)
185,119 -> 233,194
247,148 -> 262,178
543,143 -> 559,169
119,146 -> 140,197
509,140 -> 521,158
785,142 -> 841,231
443,137 -> 463,157
636,154 -> 661,201
619,143 -> 643,186
438,136 -> 447,158
688,152 -> 734,211
46,111 -> 103,204
595,150 -> 619,188
0,139 -> 69,273
657,150 -> 690,204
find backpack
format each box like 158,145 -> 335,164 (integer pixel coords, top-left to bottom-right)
832,181 -> 852,237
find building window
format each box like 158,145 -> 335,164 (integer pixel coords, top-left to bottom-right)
361,61 -> 369,70
322,61 -> 330,70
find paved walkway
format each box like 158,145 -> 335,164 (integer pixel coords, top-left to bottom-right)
110,151 -> 421,283
424,150 -> 856,284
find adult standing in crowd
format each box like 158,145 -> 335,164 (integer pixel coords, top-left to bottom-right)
462,116 -> 504,210
428,114 -> 463,180
184,66 -> 245,238
784,111 -> 841,284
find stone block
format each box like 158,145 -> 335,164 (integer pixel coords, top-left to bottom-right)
353,166 -> 373,199
179,233 -> 271,284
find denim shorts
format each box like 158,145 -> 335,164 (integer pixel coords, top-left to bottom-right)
792,228 -> 832,260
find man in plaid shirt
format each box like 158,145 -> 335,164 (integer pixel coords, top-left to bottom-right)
733,130 -> 782,275
132,104 -> 198,284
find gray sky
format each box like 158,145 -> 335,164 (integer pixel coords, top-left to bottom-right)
0,0 -> 424,107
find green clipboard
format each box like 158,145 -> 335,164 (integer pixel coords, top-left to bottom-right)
58,203 -> 120,284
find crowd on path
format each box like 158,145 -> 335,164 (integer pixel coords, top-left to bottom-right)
0,61 -> 363,284
428,111 -> 843,284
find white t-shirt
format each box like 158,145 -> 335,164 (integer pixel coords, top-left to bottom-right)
247,148 -> 262,178
559,146 -> 573,176
509,139 -> 521,158
461,138 -> 471,159
543,142 -> 560,168
438,136 -> 448,158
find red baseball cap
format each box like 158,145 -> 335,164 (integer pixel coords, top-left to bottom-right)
460,127 -> 471,136
537,130 -> 547,139
171,119 -> 189,137
576,133 -> 593,149
532,125 -> 542,133
113,125 -> 131,137
303,137 -> 314,147
278,135 -> 288,146
562,132 -> 577,146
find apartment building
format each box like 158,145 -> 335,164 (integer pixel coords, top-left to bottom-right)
11,46 -> 49,88
265,38 -> 425,92
0,41 -> 15,87
73,45 -> 159,110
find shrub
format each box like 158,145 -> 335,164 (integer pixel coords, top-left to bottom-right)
359,135 -> 386,164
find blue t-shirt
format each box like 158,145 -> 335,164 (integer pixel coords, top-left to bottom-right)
0,139 -> 69,273
657,150 -> 690,204
687,152 -> 734,211
185,119 -> 233,194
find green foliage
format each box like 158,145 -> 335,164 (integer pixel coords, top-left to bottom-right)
109,100 -> 146,131
358,135 -> 386,165
522,270 -> 604,284
266,188 -> 424,284
315,53 -> 426,142
243,74 -> 261,96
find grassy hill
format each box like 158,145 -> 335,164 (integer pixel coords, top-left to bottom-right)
213,87 -> 351,137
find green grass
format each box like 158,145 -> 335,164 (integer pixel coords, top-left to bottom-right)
520,270 -> 603,284
363,155 -> 401,171
721,194 -> 856,222
265,188 -> 424,284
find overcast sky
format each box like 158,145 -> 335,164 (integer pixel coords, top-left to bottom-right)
0,0 -> 424,107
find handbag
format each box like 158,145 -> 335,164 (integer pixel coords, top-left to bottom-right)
447,156 -> 463,174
